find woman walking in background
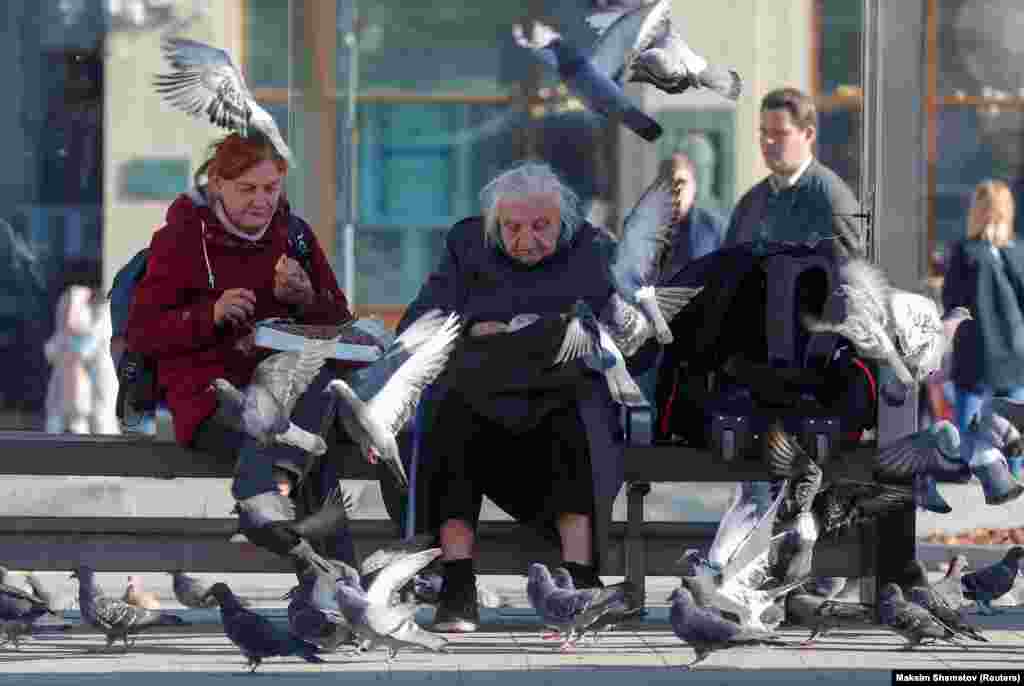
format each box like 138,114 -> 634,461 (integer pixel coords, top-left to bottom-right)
943,179 -> 1024,475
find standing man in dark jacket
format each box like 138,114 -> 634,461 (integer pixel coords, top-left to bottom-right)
396,162 -> 649,632
724,87 -> 865,263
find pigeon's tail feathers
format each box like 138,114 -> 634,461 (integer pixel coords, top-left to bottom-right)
602,348 -> 648,407
656,286 -> 702,323
697,65 -> 742,101
620,107 -> 663,142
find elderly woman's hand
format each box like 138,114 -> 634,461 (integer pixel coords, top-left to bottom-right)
274,255 -> 314,306
469,321 -> 510,337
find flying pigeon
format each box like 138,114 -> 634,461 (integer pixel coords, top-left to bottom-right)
153,37 -> 292,161
327,309 -> 462,492
668,586 -> 786,670
627,29 -> 743,100
203,581 -> 323,672
784,590 -> 873,646
71,566 -> 187,651
965,412 -> 1024,506
903,561 -> 986,642
803,258 -> 970,387
877,583 -> 961,649
608,171 -> 678,344
526,563 -> 637,650
334,548 -> 448,661
600,288 -> 702,357
961,546 -> 1024,615
553,300 -> 648,406
873,420 -> 968,483
810,477 -> 938,541
168,571 -> 250,609
211,335 -> 341,457
512,20 -> 663,142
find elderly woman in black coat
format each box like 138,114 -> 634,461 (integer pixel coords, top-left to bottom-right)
943,179 -> 1024,444
395,162 -> 650,632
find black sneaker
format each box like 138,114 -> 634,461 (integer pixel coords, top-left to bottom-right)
432,583 -> 479,633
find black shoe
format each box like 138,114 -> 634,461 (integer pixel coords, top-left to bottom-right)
432,582 -> 479,633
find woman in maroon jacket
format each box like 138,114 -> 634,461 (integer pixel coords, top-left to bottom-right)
126,131 -> 357,566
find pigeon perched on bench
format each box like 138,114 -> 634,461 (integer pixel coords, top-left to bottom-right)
71,566 -> 187,651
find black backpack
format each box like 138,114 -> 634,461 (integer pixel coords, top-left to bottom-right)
111,216 -> 315,428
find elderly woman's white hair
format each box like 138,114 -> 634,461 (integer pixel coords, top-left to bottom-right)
479,162 -> 583,248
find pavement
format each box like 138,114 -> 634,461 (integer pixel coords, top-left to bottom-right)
1,574 -> 1022,684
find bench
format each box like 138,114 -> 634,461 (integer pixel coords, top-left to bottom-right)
0,427 -> 913,605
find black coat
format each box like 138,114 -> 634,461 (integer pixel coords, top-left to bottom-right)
942,238 -> 1024,390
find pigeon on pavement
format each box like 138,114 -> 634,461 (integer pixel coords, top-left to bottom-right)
204,581 -> 323,672
931,554 -> 969,610
527,563 -> 637,650
878,583 -> 960,649
784,590 -> 873,645
153,37 -> 292,160
903,561 -> 986,642
71,566 -> 187,651
961,546 -> 1024,615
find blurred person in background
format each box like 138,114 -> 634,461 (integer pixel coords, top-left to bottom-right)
943,179 -> 1024,475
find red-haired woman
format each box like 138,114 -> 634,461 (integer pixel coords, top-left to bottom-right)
126,131 -> 359,568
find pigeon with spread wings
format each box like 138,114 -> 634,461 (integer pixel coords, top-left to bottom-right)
153,37 -> 292,161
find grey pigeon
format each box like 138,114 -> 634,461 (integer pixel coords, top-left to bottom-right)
203,581 -> 323,672
554,300 -> 648,407
283,560 -> 360,653
873,420 -> 968,484
878,583 -> 961,649
328,310 -> 461,492
608,171 -> 678,344
153,37 -> 292,160
962,546 -> 1024,615
527,563 -> 635,650
335,548 -> 448,661
811,478 -> 923,539
784,591 -> 873,645
22,573 -> 61,615
0,568 -> 66,649
542,569 -> 642,641
903,561 -> 986,642
803,259 -> 970,387
763,425 -> 823,583
600,288 -> 702,357
512,20 -> 662,142
628,29 -> 743,100
987,397 -> 1024,456
669,586 -> 786,670
71,566 -> 187,651
211,335 -> 339,457
585,0 -> 672,83
359,534 -> 439,579
931,554 -> 969,610
965,399 -> 1024,505
168,571 -> 250,609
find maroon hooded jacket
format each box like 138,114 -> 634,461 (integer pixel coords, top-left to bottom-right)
126,188 -> 351,446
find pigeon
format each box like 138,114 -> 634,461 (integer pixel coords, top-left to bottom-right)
803,258 -> 971,388
961,546 -> 1024,615
811,478 -> 927,539
600,288 -> 702,357
153,37 -> 292,161
541,568 -> 642,641
553,299 -> 648,406
211,335 -> 339,457
877,583 -> 961,649
763,425 -> 824,582
903,561 -> 986,642
668,586 -> 786,670
22,573 -> 61,614
784,591 -> 873,645
283,560 -> 360,653
0,568 -> 65,649
122,576 -> 160,610
931,554 -> 969,610
628,29 -> 743,100
168,571 -> 250,609
527,563 -> 635,650
987,397 -> 1024,455
965,399 -> 1024,505
585,0 -> 672,82
873,420 -> 968,484
359,534 -> 439,579
327,309 -> 462,492
512,20 -> 663,142
71,566 -> 187,651
203,581 -> 323,672
334,548 -> 448,661
607,171 -> 679,345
